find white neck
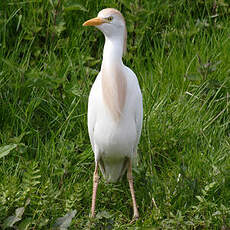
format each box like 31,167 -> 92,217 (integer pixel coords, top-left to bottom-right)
100,34 -> 127,122
102,36 -> 124,68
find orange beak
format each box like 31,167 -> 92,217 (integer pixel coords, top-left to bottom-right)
83,17 -> 105,26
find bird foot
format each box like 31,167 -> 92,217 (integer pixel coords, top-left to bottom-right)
129,214 -> 139,224
89,213 -> 95,219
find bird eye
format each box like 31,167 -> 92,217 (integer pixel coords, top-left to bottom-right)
107,16 -> 113,21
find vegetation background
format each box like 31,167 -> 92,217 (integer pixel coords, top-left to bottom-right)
0,0 -> 230,229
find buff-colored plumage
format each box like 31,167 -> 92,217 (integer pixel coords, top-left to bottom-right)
83,8 -> 143,221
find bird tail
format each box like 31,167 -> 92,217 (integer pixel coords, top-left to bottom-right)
99,158 -> 128,183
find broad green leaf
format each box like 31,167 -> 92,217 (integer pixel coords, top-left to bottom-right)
3,215 -> 21,228
53,210 -> 77,230
205,182 -> 216,191
96,210 -> 113,219
0,144 -> 17,159
15,207 -> 25,218
3,207 -> 25,228
186,74 -> 202,81
18,218 -> 33,230
196,195 -> 204,202
9,132 -> 29,143
64,4 -> 87,12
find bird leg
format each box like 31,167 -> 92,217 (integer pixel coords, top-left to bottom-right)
127,159 -> 139,222
91,162 -> 99,218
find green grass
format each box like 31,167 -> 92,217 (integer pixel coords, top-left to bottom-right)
0,0 -> 230,229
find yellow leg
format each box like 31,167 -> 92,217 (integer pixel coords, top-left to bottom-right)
127,159 -> 139,221
91,162 -> 99,218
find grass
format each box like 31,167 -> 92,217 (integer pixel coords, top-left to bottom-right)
0,0 -> 230,229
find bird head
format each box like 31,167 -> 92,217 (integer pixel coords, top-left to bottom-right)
83,8 -> 127,54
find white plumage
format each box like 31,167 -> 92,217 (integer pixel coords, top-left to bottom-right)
83,8 -> 143,221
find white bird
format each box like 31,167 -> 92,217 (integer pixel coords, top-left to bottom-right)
83,8 -> 143,221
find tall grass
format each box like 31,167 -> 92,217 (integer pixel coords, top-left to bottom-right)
0,0 -> 230,229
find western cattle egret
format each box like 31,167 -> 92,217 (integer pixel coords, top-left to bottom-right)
83,8 -> 143,221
